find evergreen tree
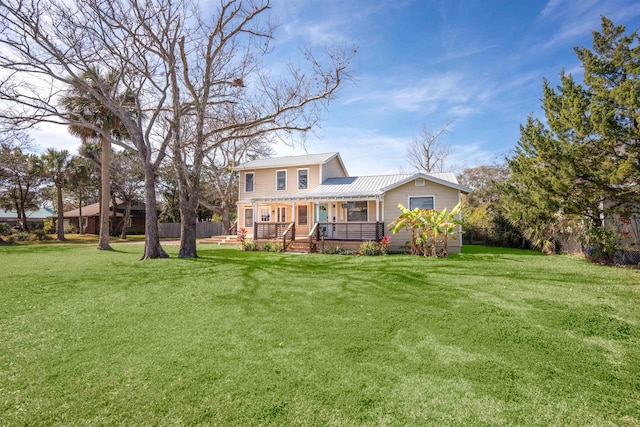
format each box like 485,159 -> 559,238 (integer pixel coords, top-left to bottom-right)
504,17 -> 639,255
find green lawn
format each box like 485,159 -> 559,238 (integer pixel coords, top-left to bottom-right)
1,244 -> 638,426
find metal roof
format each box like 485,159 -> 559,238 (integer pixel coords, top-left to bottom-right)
308,174 -> 413,197
0,208 -> 54,220
243,173 -> 470,203
233,152 -> 344,171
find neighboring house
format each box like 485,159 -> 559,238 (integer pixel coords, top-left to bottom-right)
0,208 -> 54,229
233,152 -> 470,253
55,200 -> 146,235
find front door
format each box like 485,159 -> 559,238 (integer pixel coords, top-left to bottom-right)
318,204 -> 329,237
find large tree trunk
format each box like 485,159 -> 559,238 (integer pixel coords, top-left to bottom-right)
111,193 -> 118,236
178,180 -> 199,258
221,202 -> 231,234
141,161 -> 169,260
97,137 -> 113,251
55,184 -> 65,241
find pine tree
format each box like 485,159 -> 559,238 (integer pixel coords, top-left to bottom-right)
504,17 -> 639,254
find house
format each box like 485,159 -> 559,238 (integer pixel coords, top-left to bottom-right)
0,208 -> 53,229
56,200 -> 146,235
233,152 -> 470,253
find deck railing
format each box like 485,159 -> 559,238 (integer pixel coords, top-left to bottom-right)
282,222 -> 295,250
255,222 -> 294,241
315,222 -> 385,242
308,222 -> 319,253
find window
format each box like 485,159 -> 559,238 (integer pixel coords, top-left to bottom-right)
276,170 -> 287,191
409,196 -> 434,210
297,169 -> 308,190
277,207 -> 286,222
347,201 -> 368,222
297,205 -> 308,225
244,208 -> 254,227
260,206 -> 271,221
245,172 -> 254,192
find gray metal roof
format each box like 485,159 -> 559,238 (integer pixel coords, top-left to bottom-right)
233,152 -> 342,170
308,174 -> 413,197
243,173 -> 469,203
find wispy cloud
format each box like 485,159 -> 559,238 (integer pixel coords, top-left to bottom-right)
537,0 -> 640,50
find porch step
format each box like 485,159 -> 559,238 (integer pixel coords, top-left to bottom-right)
201,235 -> 240,245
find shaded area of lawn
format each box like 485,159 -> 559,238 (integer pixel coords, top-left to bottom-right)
0,244 -> 638,425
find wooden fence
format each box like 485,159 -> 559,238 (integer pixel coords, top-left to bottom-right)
158,222 -> 223,238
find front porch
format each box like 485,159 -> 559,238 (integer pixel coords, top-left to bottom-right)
253,221 -> 385,253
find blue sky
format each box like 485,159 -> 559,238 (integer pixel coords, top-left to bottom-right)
33,0 -> 640,176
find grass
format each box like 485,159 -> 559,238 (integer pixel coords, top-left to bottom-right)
0,244 -> 638,426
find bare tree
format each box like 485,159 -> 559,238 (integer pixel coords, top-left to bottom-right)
0,0 -> 177,258
0,0 -> 353,258
164,1 -> 354,258
199,136 -> 274,233
407,122 -> 451,173
111,150 -> 144,239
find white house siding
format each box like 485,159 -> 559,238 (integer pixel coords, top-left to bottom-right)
383,179 -> 462,253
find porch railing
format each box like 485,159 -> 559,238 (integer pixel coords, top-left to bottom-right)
282,222 -> 295,250
255,222 -> 295,241
315,222 -> 385,242
308,222 -> 319,253
228,219 -> 238,235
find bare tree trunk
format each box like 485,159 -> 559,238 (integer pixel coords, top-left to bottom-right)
179,200 -> 198,258
97,137 -> 113,251
141,161 -> 169,260
79,201 -> 84,234
221,202 -> 231,234
120,199 -> 131,240
111,193 -> 118,236
56,184 -> 65,241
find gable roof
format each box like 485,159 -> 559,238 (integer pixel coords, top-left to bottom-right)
233,152 -> 347,174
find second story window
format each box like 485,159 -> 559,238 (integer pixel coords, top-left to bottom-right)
276,170 -> 286,191
298,169 -> 308,190
245,172 -> 254,192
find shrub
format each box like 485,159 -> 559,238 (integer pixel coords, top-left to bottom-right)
238,227 -> 247,244
14,231 -> 36,241
358,237 -> 391,256
359,241 -> 380,256
0,223 -> 12,236
43,218 -> 55,234
322,245 -> 342,254
270,241 -> 284,252
580,224 -> 618,263
33,229 -> 52,241
64,223 -> 77,234
241,239 -> 258,251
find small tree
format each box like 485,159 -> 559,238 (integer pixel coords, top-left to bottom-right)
389,203 -> 462,257
40,148 -> 75,241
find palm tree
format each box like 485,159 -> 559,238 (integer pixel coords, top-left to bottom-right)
40,149 -> 75,241
60,68 -> 133,250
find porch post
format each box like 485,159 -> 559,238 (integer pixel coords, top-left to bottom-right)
291,201 -> 296,223
252,202 -> 258,235
375,198 -> 380,222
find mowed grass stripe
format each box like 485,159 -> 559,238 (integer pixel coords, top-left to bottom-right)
0,244 -> 638,425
